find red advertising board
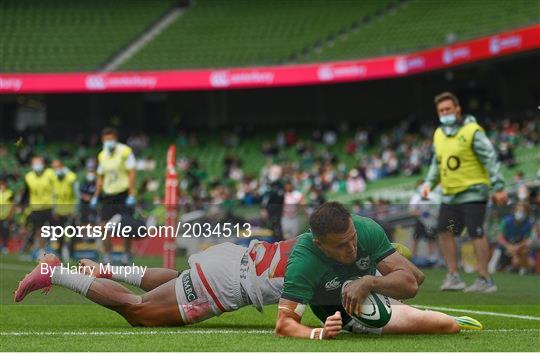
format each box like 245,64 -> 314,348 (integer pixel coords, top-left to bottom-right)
0,25 -> 538,94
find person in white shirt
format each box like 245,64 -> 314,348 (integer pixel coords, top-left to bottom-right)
409,180 -> 441,264
281,181 -> 305,240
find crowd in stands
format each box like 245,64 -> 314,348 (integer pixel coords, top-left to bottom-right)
170,115 -> 539,211
1,114 -> 539,269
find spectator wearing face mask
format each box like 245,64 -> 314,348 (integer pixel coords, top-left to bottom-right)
495,203 -> 534,275
20,156 -> 56,259
423,92 -> 507,293
92,127 -> 137,265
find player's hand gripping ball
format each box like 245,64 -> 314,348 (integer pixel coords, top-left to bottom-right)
342,278 -> 392,328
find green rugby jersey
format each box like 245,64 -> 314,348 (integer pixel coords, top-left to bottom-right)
281,215 -> 395,323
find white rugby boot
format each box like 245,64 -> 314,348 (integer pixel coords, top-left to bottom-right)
440,272 -> 466,291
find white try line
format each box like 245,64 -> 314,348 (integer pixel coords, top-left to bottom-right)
415,305 -> 540,321
0,329 -> 538,336
0,329 -> 274,336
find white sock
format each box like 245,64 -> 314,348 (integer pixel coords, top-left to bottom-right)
51,266 -> 95,296
111,266 -> 144,287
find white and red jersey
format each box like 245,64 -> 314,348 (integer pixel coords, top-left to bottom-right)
246,238 -> 296,307
183,239 -> 297,319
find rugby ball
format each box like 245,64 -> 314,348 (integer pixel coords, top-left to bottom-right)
345,291 -> 392,328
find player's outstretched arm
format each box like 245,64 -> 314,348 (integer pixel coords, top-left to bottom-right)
275,298 -> 341,340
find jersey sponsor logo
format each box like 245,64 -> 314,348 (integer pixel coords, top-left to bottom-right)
355,256 -> 371,270
240,252 -> 249,280
182,273 -> 198,302
324,277 -> 341,291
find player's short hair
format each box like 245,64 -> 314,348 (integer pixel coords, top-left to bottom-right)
434,91 -> 460,107
101,127 -> 118,137
309,201 -> 351,239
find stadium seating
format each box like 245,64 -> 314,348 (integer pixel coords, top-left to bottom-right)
2,0 -> 537,72
123,0 -> 539,69
306,0 -> 540,61
120,0 -> 394,70
0,0 -> 177,72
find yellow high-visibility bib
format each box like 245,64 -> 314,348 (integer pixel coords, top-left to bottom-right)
0,188 -> 13,220
97,143 -> 133,195
433,122 -> 490,195
53,170 -> 77,216
25,169 -> 55,211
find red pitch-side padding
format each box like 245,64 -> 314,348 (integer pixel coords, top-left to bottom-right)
134,145 -> 178,260
163,144 -> 178,269
0,25 -> 538,94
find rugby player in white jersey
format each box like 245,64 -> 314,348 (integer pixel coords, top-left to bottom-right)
14,217 -> 481,333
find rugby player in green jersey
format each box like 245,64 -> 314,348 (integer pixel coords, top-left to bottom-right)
276,202 -> 481,339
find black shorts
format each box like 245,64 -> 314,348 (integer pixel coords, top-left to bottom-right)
100,191 -> 132,221
436,202 -> 487,238
28,209 -> 54,230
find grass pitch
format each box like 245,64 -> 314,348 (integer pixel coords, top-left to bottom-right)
1,254 -> 539,351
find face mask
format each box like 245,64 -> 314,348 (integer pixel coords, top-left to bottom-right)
32,164 -> 44,173
439,114 -> 456,126
103,140 -> 116,151
55,168 -> 66,177
514,211 -> 525,221
86,173 -> 95,182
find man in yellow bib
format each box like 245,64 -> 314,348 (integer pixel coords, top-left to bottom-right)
91,127 -> 137,264
0,176 -> 15,253
51,159 -> 78,260
422,92 -> 507,293
22,156 -> 56,259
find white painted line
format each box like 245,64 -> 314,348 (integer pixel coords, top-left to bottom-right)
464,329 -> 539,333
0,329 -> 538,336
415,305 -> 540,321
0,329 -> 274,336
